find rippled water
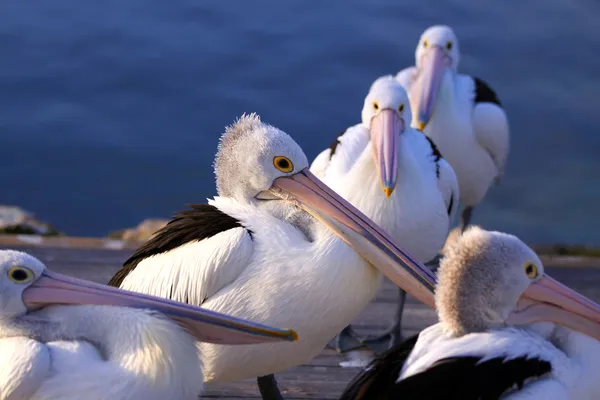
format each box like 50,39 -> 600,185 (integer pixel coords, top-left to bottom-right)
1,0 -> 599,244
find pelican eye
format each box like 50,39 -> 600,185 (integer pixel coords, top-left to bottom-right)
373,101 -> 379,111
273,156 -> 294,173
446,41 -> 453,50
8,266 -> 34,283
398,104 -> 405,113
423,40 -> 429,48
524,263 -> 538,279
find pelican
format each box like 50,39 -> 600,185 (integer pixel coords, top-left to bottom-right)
395,25 -> 510,230
0,250 -> 298,400
340,227 -> 600,399
107,113 -> 438,399
310,76 -> 458,353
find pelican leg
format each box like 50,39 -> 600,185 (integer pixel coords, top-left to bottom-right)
461,206 -> 474,232
327,325 -> 365,353
257,374 -> 284,400
360,288 -> 406,354
358,255 -> 440,354
327,255 -> 440,354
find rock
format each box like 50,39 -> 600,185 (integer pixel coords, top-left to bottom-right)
0,205 -> 62,236
109,219 -> 169,242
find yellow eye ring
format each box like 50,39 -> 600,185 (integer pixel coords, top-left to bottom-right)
7,266 -> 34,284
423,40 -> 429,48
398,104 -> 405,113
446,41 -> 453,50
373,101 -> 379,111
524,263 -> 538,279
273,156 -> 294,173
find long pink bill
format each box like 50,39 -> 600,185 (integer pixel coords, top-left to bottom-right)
415,45 -> 449,131
507,275 -> 600,340
370,108 -> 403,197
23,270 -> 298,345
273,169 -> 437,309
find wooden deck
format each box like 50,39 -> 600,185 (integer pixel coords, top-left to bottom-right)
2,237 -> 600,399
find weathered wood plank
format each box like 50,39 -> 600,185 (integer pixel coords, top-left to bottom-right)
3,235 -> 600,268
203,365 -> 361,399
0,234 -> 138,250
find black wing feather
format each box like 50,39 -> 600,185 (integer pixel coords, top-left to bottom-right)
473,76 -> 503,108
339,334 -> 420,400
424,135 -> 442,178
108,204 -> 250,287
343,354 -> 551,400
328,128 -> 349,160
447,192 -> 454,217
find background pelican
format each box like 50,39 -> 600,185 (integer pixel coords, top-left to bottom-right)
108,113 -> 437,400
310,76 -> 458,353
395,25 -> 510,231
339,227 -> 600,399
0,250 -> 298,400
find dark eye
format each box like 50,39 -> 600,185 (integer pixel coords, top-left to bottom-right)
373,101 -> 379,111
273,156 -> 294,173
423,40 -> 429,48
8,266 -> 34,283
446,41 -> 453,50
398,104 -> 404,113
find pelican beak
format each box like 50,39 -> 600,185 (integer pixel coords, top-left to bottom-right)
506,275 -> 600,341
23,270 -> 298,345
415,45 -> 449,130
370,108 -> 403,197
272,169 -> 436,309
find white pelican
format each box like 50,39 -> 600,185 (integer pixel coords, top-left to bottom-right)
395,25 -> 510,230
339,227 -> 600,399
310,76 -> 458,353
107,113 -> 438,399
0,250 -> 299,400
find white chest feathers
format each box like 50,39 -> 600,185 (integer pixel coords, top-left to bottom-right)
327,133 -> 449,262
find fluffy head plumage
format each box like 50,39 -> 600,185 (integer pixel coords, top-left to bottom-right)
362,76 -> 413,127
415,25 -> 460,70
436,227 -> 544,336
213,113 -> 308,203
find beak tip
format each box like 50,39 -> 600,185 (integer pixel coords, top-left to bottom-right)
383,187 -> 394,197
417,121 -> 426,131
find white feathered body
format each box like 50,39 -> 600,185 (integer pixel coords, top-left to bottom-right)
396,68 -> 509,207
120,196 -> 382,382
0,305 -> 203,400
311,124 -> 457,263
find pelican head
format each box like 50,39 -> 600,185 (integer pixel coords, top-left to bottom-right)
361,76 -> 412,197
436,227 -> 600,340
213,113 -> 437,308
0,250 -> 298,344
413,25 -> 460,130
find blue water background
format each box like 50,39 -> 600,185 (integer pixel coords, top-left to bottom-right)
1,1 -> 599,244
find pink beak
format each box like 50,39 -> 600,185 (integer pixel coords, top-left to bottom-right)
370,108 -> 404,197
507,275 -> 600,340
23,270 -> 298,345
414,45 -> 451,131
